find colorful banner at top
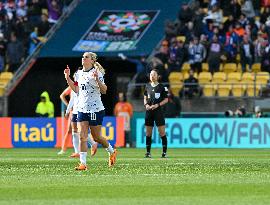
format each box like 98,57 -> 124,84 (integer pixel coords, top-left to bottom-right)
72,10 -> 159,52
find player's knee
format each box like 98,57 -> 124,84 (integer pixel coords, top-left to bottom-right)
80,135 -> 88,142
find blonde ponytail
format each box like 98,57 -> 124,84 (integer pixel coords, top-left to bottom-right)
94,62 -> 105,75
86,52 -> 105,75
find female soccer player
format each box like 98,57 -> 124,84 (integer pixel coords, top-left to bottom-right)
144,69 -> 169,158
64,68 -> 98,158
64,52 -> 117,171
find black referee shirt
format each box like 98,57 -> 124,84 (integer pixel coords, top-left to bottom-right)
144,83 -> 168,106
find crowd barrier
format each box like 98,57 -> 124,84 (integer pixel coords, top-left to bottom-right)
0,117 -> 124,148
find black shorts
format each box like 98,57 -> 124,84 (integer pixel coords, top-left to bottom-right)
71,114 -> 78,123
145,109 -> 165,127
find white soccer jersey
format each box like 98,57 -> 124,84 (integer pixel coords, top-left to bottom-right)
71,90 -> 79,114
76,68 -> 105,113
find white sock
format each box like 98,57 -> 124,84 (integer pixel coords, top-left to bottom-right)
106,144 -> 114,155
72,131 -> 79,153
80,152 -> 87,165
88,133 -> 96,147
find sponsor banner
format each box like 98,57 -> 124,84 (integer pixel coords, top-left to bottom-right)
73,10 -> 159,52
0,118 -> 12,148
12,118 -> 57,148
136,118 -> 270,148
0,117 -> 124,148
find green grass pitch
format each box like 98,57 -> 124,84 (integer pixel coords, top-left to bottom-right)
1,148 -> 270,205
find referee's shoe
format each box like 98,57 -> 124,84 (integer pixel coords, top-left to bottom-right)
161,153 -> 168,158
145,152 -> 151,158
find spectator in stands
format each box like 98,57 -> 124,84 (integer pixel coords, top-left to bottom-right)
193,8 -> 205,37
228,0 -> 241,19
114,92 -> 133,147
37,13 -> 50,36
203,4 -> 223,27
207,35 -> 223,73
16,0 -> 27,18
28,27 -> 39,55
35,90 -> 54,117
188,36 -> 206,73
241,0 -> 255,19
47,0 -> 62,24
163,88 -> 181,118
240,34 -> 254,72
260,7 -> 270,24
154,40 -> 169,66
0,33 -> 6,72
261,45 -> 270,72
180,69 -> 199,99
224,25 -> 238,62
233,22 -> 246,41
168,37 -> 186,72
179,21 -> 196,43
6,32 -> 24,72
164,20 -> 179,40
254,32 -> 268,63
224,15 -> 236,31
178,2 -> 193,24
27,0 -> 44,26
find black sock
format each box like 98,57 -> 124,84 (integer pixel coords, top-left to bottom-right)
146,136 -> 152,153
161,135 -> 167,153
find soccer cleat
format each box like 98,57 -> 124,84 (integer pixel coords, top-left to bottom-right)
109,149 -> 117,167
70,153 -> 80,158
161,153 -> 168,158
145,152 -> 151,158
91,143 -> 98,157
75,163 -> 88,171
57,150 -> 65,155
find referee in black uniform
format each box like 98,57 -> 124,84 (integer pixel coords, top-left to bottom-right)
144,69 -> 169,158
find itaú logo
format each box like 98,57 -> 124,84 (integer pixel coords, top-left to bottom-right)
13,123 -> 54,142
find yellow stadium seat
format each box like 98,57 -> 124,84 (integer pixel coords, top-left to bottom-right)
202,63 -> 209,72
170,82 -> 183,96
0,83 -> 5,96
217,83 -> 232,97
236,63 -> 242,72
198,72 -> 212,84
217,64 -> 223,72
253,72 -> 269,86
251,63 -> 261,73
227,72 -> 241,82
212,72 -> 226,84
231,83 -> 246,97
181,63 -> 190,73
169,72 -> 183,82
242,72 -> 254,82
0,72 -> 13,85
223,16 -> 228,23
236,54 -> 241,63
183,72 -> 198,80
176,36 -> 186,43
246,84 -> 261,97
223,63 -> 237,73
202,83 -> 216,97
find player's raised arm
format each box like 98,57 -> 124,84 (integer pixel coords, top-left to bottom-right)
64,65 -> 78,93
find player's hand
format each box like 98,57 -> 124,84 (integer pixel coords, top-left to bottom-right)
145,104 -> 151,110
64,65 -> 70,78
93,69 -> 98,81
151,104 -> 159,110
64,112 -> 69,118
